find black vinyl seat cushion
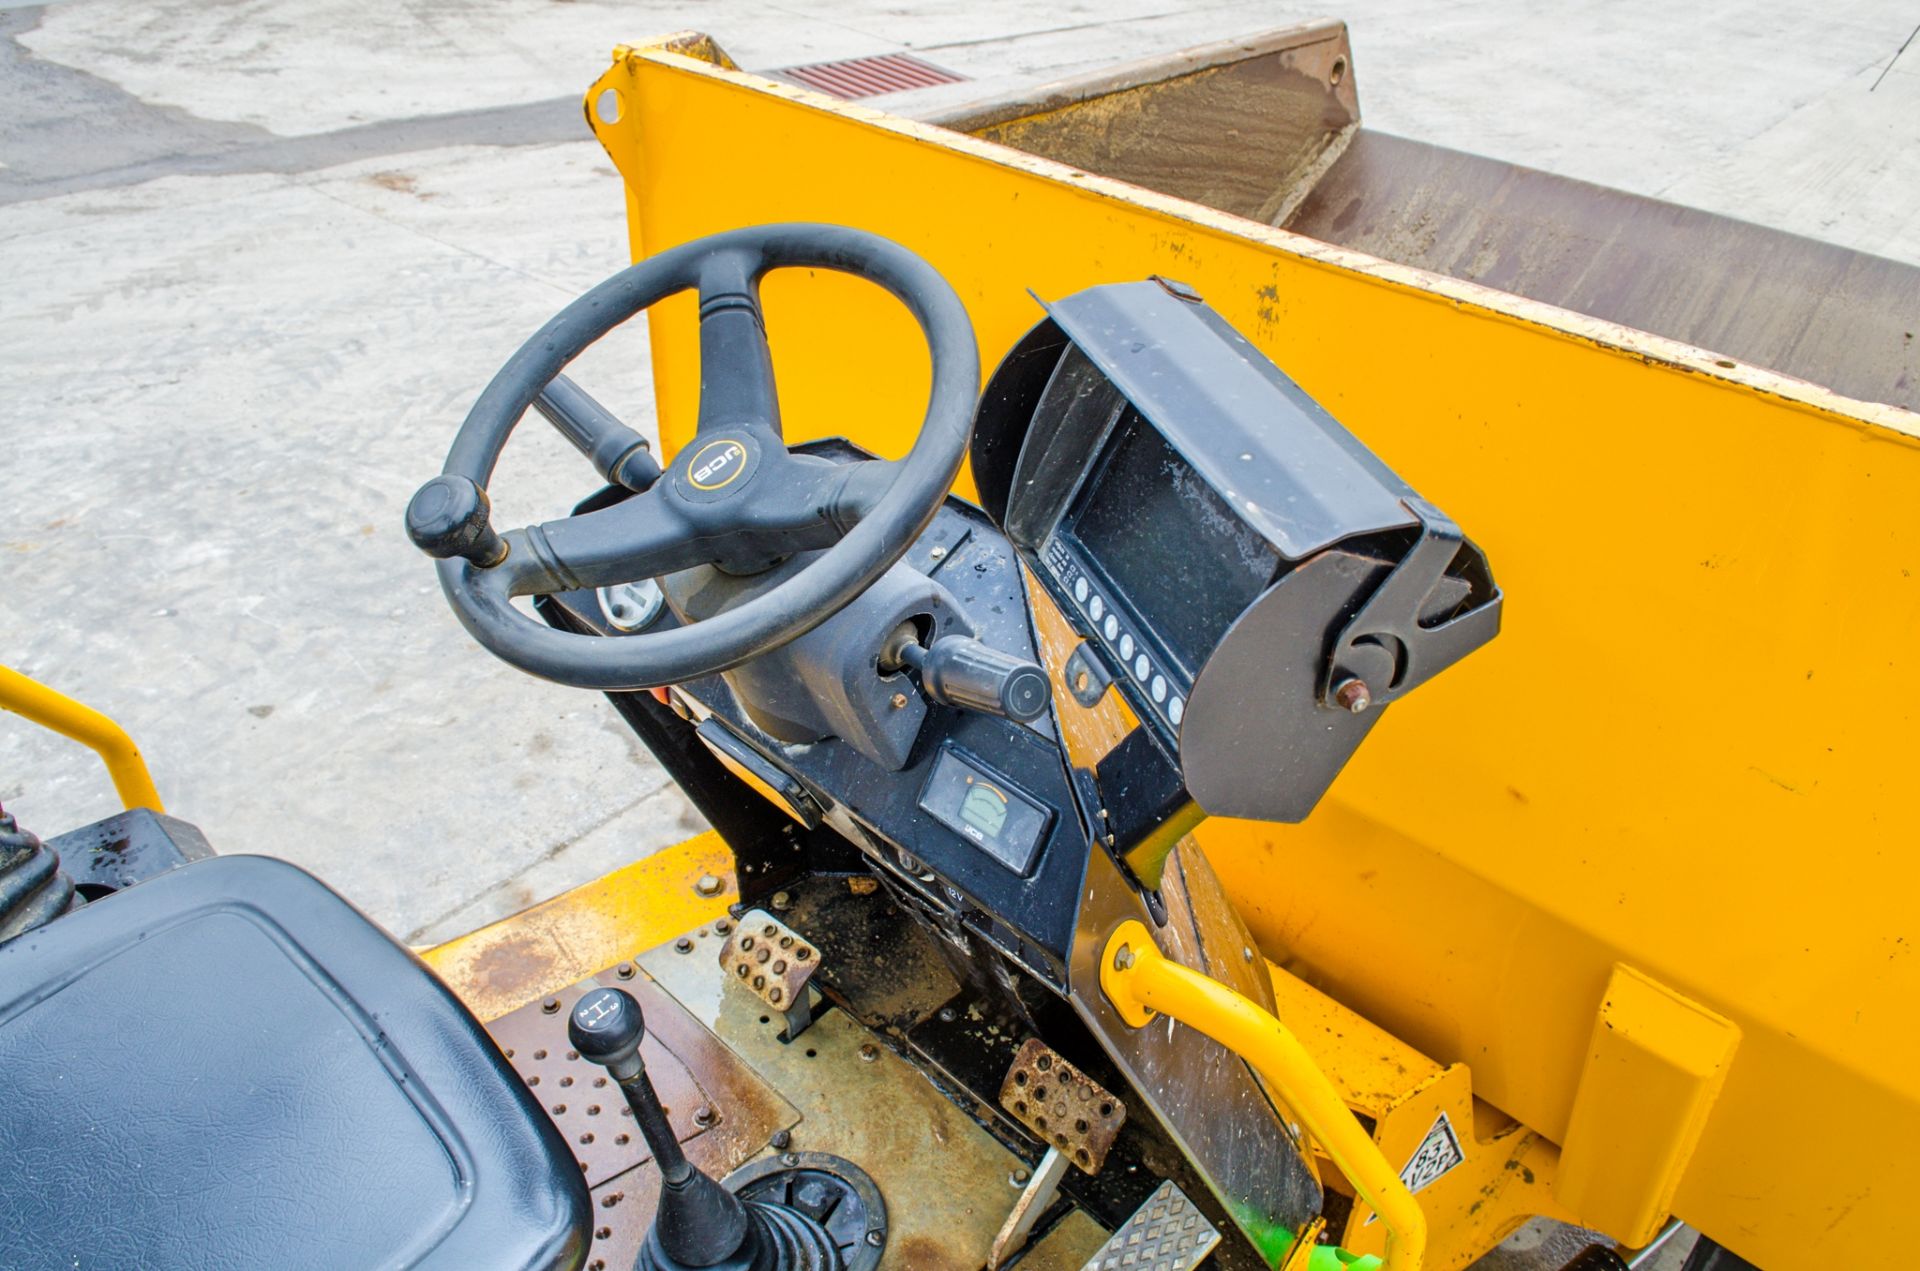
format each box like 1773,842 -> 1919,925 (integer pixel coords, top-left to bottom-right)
0,854 -> 589,1271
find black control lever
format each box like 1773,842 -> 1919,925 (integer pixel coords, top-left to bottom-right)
569,988 -> 841,1271
895,634 -> 1051,723
534,374 -> 662,492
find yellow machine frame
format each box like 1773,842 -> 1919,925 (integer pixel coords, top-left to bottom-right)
569,33 -> 1920,1270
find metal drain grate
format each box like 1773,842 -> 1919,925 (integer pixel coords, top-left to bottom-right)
776,53 -> 967,100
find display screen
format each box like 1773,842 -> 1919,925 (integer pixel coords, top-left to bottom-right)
1065,411 -> 1279,676
917,748 -> 1052,875
960,783 -> 1010,838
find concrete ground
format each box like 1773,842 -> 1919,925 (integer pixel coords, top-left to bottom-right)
3,1 -> 1915,1264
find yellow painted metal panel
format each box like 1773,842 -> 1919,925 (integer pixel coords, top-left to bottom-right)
587,41 -> 1920,1267
1555,965 -> 1741,1245
421,830 -> 735,1022
1270,964 -> 1571,1271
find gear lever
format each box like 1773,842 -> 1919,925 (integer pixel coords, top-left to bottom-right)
569,987 -> 843,1271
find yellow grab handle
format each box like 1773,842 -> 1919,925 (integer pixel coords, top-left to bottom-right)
1101,919 -> 1425,1271
0,665 -> 164,813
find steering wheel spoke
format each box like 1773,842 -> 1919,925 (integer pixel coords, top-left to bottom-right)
502,489 -> 692,597
739,451 -> 889,544
695,248 -> 782,439
828,458 -> 901,527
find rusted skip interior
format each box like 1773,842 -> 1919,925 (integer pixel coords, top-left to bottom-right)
932,21 -> 1920,412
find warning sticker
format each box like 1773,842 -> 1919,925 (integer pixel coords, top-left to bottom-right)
1400,1111 -> 1466,1192
1365,1110 -> 1466,1223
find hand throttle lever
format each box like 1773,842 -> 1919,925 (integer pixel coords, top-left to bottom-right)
885,629 -> 1051,723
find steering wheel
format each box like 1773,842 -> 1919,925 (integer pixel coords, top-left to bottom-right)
405,224 -> 979,691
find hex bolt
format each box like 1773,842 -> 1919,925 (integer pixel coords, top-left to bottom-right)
715,918 -> 732,935
693,1105 -> 716,1127
674,937 -> 695,954
695,874 -> 723,897
1009,1169 -> 1030,1187
615,962 -> 637,979
929,545 -> 947,559
770,1129 -> 792,1150
771,890 -> 792,912
542,997 -> 563,1015
1333,678 -> 1372,713
859,1043 -> 880,1063
866,1231 -> 885,1248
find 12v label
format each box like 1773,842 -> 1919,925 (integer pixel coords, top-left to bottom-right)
1365,1110 -> 1466,1223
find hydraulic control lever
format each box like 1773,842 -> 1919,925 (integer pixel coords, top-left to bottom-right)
569,988 -> 843,1271
882,627 -> 1050,723
534,374 -> 662,492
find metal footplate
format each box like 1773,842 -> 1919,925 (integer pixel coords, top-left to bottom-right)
719,908 -> 822,1041
1081,1179 -> 1220,1271
988,1039 -> 1128,1268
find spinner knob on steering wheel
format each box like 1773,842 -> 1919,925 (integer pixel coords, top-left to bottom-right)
406,224 -> 978,691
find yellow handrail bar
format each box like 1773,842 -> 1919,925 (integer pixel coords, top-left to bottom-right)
1101,919 -> 1425,1270
0,665 -> 164,813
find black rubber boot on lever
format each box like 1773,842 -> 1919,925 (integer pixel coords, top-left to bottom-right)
569,988 -> 842,1271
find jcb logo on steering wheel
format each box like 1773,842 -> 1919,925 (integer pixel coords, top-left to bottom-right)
687,439 -> 750,491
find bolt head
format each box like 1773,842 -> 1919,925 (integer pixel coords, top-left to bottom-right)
616,962 -> 637,979
770,1129 -> 792,1150
541,997 -> 562,1015
866,1230 -> 885,1247
1112,944 -> 1135,972
1333,678 -> 1372,713
889,692 -> 909,709
674,937 -> 694,954
695,873 -> 723,897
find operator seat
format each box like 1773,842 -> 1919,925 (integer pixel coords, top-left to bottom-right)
0,854 -> 590,1271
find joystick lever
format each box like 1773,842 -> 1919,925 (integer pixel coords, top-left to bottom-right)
569,988 -> 844,1271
